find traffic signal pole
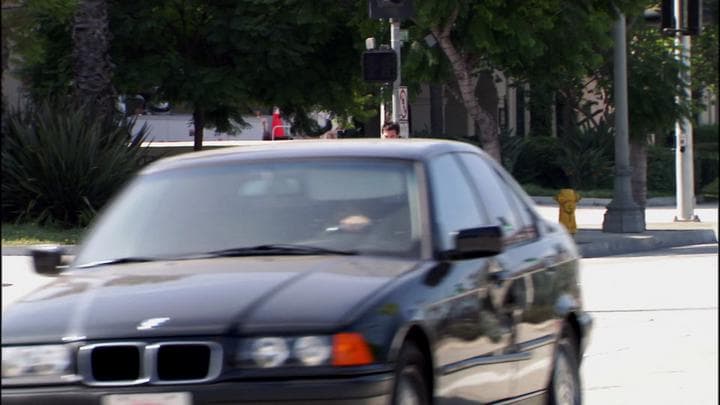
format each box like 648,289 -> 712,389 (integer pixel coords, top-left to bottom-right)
367,0 -> 414,137
674,0 -> 698,221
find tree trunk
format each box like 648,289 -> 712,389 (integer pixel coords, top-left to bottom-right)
431,12 -> 501,163
193,108 -> 205,151
72,0 -> 115,116
630,137 -> 647,207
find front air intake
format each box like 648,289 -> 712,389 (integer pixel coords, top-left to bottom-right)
157,344 -> 211,381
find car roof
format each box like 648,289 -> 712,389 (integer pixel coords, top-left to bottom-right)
141,138 -> 486,174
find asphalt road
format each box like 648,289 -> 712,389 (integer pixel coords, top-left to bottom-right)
580,243 -> 718,405
2,244 -> 718,404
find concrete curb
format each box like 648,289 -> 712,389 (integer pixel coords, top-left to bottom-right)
532,196 -> 678,207
576,228 -> 718,258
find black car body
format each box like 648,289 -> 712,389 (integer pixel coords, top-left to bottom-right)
2,139 -> 592,405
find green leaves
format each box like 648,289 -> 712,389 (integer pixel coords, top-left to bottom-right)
108,0 -> 368,139
623,27 -> 691,141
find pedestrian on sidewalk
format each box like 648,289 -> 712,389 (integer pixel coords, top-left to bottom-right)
256,110 -> 271,140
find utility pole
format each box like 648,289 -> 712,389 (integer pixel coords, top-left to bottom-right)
602,10 -> 646,233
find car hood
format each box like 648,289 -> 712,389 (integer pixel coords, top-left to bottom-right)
2,255 -> 420,344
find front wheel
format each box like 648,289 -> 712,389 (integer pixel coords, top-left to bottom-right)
548,327 -> 582,405
392,344 -> 429,405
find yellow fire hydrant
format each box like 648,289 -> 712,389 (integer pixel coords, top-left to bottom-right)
554,188 -> 581,234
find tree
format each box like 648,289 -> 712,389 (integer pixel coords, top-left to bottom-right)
593,9 -> 691,207
402,0 -> 639,163
109,0 -> 370,150
691,0 -> 718,103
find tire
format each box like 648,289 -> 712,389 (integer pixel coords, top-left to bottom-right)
548,326 -> 582,405
392,343 -> 430,405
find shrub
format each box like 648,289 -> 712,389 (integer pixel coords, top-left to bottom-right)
2,98 -> 150,228
646,145 -> 675,193
694,124 -> 718,144
555,122 -> 614,190
513,136 -> 569,189
694,124 -> 718,190
701,177 -> 718,200
499,127 -> 527,174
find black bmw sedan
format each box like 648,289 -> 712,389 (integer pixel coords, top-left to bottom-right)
2,139 -> 592,405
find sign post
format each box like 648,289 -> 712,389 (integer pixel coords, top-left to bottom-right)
367,0 -> 415,137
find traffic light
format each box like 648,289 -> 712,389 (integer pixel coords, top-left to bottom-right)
368,0 -> 415,20
362,50 -> 397,83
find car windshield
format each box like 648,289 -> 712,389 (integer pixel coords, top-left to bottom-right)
73,158 -> 422,267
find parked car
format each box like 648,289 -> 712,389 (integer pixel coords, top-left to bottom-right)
2,139 -> 592,405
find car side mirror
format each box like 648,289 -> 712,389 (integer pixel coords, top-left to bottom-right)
451,226 -> 504,259
29,245 -> 67,276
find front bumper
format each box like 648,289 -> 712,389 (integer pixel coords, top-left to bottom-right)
1,373 -> 394,405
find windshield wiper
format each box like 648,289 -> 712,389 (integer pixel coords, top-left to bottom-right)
75,257 -> 158,269
203,244 -> 357,257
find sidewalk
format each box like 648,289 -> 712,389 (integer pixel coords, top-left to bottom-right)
1,200 -> 717,258
534,199 -> 718,258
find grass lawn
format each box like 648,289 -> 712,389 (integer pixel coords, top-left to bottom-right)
2,223 -> 85,246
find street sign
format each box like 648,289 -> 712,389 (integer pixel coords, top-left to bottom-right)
398,86 -> 409,137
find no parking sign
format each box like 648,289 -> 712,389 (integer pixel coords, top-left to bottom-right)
398,86 -> 409,137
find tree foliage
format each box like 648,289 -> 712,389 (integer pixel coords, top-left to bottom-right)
2,0 -> 77,102
109,0 -> 372,149
399,0 -> 642,161
692,0 -> 719,95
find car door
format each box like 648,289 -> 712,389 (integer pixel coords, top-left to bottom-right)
491,162 -> 576,398
458,152 -> 566,398
426,153 -> 515,404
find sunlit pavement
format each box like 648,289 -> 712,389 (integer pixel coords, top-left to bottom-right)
579,244 -> 719,405
1,256 -> 55,311
534,204 -> 719,230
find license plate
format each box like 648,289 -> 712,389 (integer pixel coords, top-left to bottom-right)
102,392 -> 192,405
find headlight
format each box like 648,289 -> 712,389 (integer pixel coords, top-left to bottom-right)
2,345 -> 72,379
251,337 -> 290,368
294,336 -> 331,366
241,334 -> 370,368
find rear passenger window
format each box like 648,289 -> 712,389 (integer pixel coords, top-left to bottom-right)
493,167 -> 535,228
427,154 -> 489,251
457,154 -> 521,235
457,153 -> 537,244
